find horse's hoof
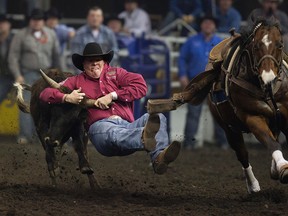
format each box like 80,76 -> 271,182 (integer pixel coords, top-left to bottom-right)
80,166 -> 94,175
49,166 -> 60,178
279,165 -> 288,184
246,180 -> 261,194
270,160 -> 279,180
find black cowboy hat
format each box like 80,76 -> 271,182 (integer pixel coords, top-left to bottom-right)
45,7 -> 63,20
72,43 -> 114,71
29,8 -> 45,20
105,15 -> 124,26
124,0 -> 139,3
0,14 -> 12,23
198,15 -> 219,27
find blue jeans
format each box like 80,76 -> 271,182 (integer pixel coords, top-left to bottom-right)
19,71 -> 41,140
0,75 -> 13,104
183,103 -> 228,148
88,113 -> 169,162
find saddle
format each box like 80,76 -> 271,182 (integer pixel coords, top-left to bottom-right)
206,29 -> 241,71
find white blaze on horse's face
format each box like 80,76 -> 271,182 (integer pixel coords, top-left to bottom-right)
261,69 -> 276,84
260,34 -> 276,84
261,34 -> 272,50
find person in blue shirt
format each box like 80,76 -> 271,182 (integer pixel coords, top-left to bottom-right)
71,6 -> 118,71
45,8 -> 75,70
216,0 -> 242,33
178,16 -> 228,150
159,0 -> 203,33
45,8 -> 75,55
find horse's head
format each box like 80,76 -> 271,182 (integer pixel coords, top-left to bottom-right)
250,20 -> 283,85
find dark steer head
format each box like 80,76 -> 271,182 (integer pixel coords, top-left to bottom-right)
45,104 -> 87,147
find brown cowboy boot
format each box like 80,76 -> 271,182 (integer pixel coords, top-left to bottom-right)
142,114 -> 160,152
153,141 -> 181,175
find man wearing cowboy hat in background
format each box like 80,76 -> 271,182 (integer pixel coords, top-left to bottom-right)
178,15 -> 229,150
247,0 -> 288,52
39,42 -> 181,175
8,8 -> 61,144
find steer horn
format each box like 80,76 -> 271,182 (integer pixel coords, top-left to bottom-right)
39,69 -> 73,93
39,69 -> 61,89
80,98 -> 97,108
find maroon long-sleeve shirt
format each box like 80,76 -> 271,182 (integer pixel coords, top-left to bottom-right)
39,64 -> 147,128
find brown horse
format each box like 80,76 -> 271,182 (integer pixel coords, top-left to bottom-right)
148,19 -> 288,193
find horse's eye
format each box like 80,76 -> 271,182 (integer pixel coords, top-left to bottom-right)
276,42 -> 283,49
254,44 -> 260,50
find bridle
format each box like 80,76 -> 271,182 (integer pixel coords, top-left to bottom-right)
244,22 -> 283,128
242,23 -> 283,80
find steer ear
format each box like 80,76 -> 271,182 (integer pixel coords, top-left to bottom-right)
39,69 -> 72,94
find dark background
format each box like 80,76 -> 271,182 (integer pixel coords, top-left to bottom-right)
6,0 -> 288,21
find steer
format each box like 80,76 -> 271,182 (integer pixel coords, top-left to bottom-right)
14,68 -> 99,189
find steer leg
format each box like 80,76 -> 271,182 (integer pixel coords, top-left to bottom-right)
72,135 -> 94,175
44,138 -> 60,187
245,115 -> 288,184
72,134 -> 101,190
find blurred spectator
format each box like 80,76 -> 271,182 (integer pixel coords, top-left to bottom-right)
8,8 -> 61,144
45,8 -> 75,54
202,0 -> 215,16
107,16 -> 135,49
118,0 -> 151,37
71,6 -> 118,69
0,0 -> 7,14
107,16 -> 124,34
0,14 -> 13,104
247,0 -> 288,51
45,7 -> 75,69
0,0 -> 43,20
216,0 -> 242,33
178,16 -> 228,150
159,0 -> 203,31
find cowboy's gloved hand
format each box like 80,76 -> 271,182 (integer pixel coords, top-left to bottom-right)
95,93 -> 113,110
64,87 -> 86,104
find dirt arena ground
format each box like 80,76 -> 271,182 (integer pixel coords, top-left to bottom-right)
0,136 -> 288,216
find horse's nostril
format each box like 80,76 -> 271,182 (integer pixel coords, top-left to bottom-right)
52,140 -> 60,147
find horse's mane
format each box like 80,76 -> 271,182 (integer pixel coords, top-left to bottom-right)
240,18 -> 281,44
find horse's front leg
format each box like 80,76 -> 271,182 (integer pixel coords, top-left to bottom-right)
224,128 -> 260,193
245,115 -> 288,184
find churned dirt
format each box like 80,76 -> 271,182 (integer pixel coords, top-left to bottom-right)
0,136 -> 288,216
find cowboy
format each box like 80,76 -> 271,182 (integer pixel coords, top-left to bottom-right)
39,42 -> 181,175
